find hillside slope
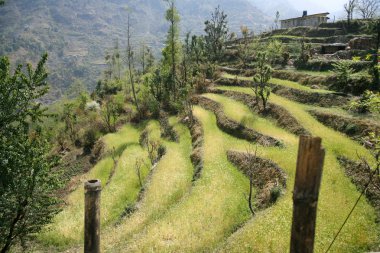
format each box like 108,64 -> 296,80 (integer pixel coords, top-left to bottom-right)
0,0 -> 271,101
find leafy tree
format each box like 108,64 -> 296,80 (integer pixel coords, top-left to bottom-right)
332,60 -> 354,92
366,18 -> 380,90
145,47 -> 155,73
294,37 -> 311,69
189,35 -> 207,67
237,26 -> 253,67
252,52 -> 273,111
0,1 -> 4,6
349,90 -> 380,113
0,54 -> 62,253
61,103 -> 78,143
65,79 -> 87,100
101,96 -> 121,133
204,6 -> 229,62
266,40 -> 287,66
162,0 -> 181,102
139,44 -> 155,75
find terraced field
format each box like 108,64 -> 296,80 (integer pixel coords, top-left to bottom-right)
36,75 -> 379,252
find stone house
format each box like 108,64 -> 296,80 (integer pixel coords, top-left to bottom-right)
281,11 -> 329,29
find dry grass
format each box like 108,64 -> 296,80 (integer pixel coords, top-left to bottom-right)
215,85 -> 378,252
222,73 -> 332,94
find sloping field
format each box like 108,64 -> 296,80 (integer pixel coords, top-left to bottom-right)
36,77 -> 379,252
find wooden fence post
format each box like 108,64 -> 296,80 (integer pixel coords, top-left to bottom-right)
290,136 -> 325,253
84,179 -> 101,253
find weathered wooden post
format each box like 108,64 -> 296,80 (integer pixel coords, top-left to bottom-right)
84,179 -> 101,253
290,136 -> 325,253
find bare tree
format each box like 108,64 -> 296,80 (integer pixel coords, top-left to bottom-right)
357,0 -> 379,19
134,158 -> 145,187
274,11 -> 280,30
243,145 -> 258,215
344,0 -> 357,25
126,14 -> 140,115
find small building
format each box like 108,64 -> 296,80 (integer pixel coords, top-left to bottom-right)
321,43 -> 347,54
280,11 -> 329,29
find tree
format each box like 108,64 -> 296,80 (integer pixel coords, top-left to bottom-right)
332,60 -> 354,92
0,54 -> 62,253
162,0 -> 181,102
252,52 -> 273,111
61,103 -> 78,143
204,6 -> 229,62
344,0 -> 357,25
100,40 -> 123,98
126,14 -> 140,115
266,40 -> 286,66
357,0 -> 379,19
274,11 -> 280,30
145,47 -> 155,73
367,18 -> 380,90
0,1 -> 4,6
101,96 -> 121,133
294,37 -> 311,69
349,90 -> 380,113
236,26 -> 253,67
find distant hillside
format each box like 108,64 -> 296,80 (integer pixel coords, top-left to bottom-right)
248,0 -> 299,21
0,0 -> 271,102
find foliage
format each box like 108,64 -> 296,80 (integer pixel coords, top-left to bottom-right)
366,18 -> 380,90
0,54 -> 62,253
126,15 -> 140,116
204,6 -> 229,62
64,79 -> 88,100
252,52 -> 273,111
349,90 -> 380,113
265,40 -> 288,66
101,96 -> 122,132
294,37 -> 311,69
332,60 -> 354,92
236,26 -> 254,67
162,0 -> 181,104
83,128 -> 97,154
61,103 -> 78,143
139,44 -> 155,75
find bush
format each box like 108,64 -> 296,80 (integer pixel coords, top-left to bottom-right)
301,60 -> 370,72
331,60 -> 354,92
349,90 -> 380,114
83,128 -> 97,154
270,186 -> 282,203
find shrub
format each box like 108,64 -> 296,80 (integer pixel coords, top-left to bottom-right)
83,128 -> 97,154
331,60 -> 354,92
349,90 -> 380,114
270,186 -> 282,203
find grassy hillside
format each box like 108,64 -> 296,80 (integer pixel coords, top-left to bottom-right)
31,75 -> 379,252
0,0 -> 271,102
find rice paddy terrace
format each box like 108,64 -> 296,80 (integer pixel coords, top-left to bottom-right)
35,71 -> 380,252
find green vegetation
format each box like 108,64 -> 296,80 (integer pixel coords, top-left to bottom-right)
1,1 -> 380,252
350,90 -> 380,114
204,6 -> 229,62
215,85 -> 377,252
251,52 -> 273,110
0,54 -> 62,253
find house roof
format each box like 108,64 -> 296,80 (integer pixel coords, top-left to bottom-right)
280,12 -> 330,22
